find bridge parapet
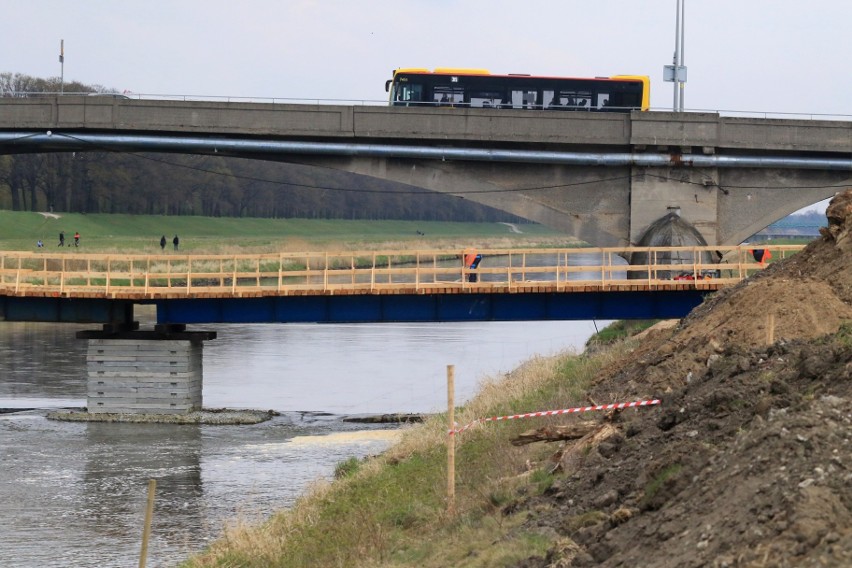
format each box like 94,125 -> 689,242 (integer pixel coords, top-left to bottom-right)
632,111 -> 852,152
1,96 -> 850,154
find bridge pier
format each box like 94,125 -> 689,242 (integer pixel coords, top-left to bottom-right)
76,325 -> 216,415
630,165 -> 720,246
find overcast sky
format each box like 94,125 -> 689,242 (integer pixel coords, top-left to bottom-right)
4,0 -> 851,116
3,1 -> 848,213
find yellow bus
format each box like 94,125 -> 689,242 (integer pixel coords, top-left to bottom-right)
386,68 -> 650,112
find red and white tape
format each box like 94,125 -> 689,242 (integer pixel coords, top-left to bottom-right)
449,399 -> 660,435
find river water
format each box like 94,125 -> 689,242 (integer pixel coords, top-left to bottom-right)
0,316 -> 605,567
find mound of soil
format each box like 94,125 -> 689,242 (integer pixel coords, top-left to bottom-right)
515,190 -> 852,567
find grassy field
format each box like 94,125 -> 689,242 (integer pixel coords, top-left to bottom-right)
0,211 -> 579,253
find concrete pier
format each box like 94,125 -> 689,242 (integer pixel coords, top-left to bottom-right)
77,327 -> 216,415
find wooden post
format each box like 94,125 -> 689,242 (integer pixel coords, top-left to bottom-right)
767,313 -> 775,345
447,364 -> 456,516
139,478 -> 157,568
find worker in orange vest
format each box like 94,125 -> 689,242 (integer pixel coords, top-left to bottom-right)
463,249 -> 482,282
750,248 -> 772,266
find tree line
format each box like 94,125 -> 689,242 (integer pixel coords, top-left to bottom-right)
0,72 -> 522,223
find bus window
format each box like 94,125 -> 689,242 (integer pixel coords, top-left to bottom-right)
606,82 -> 644,110
541,91 -> 563,110
509,90 -> 537,109
606,91 -> 640,110
559,90 -> 592,110
469,90 -> 503,108
393,82 -> 424,106
596,92 -> 611,110
433,87 -> 464,106
621,92 -> 641,108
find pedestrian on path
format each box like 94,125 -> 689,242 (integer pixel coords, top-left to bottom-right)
160,235 -> 167,250
58,231 -> 65,246
74,231 -> 80,247
173,235 -> 179,251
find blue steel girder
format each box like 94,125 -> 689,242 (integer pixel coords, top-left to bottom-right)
0,296 -> 134,323
153,290 -> 707,324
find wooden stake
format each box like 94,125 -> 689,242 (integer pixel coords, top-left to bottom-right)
447,364 -> 456,516
139,478 -> 157,568
767,313 -> 775,345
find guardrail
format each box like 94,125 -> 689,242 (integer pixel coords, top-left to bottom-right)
0,245 -> 805,300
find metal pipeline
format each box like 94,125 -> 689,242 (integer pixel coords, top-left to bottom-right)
1,131 -> 851,171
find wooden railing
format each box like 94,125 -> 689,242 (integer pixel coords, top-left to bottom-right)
0,245 -> 805,300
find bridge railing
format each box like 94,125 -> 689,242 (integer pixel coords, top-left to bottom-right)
0,245 -> 805,299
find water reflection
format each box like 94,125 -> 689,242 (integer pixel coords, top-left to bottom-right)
81,423 -> 205,547
199,321 -> 602,413
0,322 -> 88,405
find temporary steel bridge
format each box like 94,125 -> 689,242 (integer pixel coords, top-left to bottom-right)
0,245 -> 803,324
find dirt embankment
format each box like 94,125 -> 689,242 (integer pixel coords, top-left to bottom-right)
515,190 -> 852,567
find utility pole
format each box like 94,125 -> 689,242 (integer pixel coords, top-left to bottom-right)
59,39 -> 65,94
663,0 -> 687,111
678,0 -> 685,111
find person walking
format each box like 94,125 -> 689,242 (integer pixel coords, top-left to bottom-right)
74,231 -> 80,247
160,235 -> 167,251
58,231 -> 65,246
173,235 -> 179,251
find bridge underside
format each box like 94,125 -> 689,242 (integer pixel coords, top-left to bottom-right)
0,291 -> 709,324
280,155 -> 848,247
0,125 -> 846,247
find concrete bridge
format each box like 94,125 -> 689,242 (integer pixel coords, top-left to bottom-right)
1,96 -> 850,248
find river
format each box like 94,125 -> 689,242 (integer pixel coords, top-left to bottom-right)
0,317 -> 605,567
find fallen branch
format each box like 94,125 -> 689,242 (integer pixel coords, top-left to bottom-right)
511,422 -> 598,446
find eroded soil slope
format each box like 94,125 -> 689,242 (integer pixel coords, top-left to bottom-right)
516,190 -> 852,567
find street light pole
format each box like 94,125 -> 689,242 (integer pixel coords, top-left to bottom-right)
678,0 -> 686,111
664,0 -> 687,112
673,0 -> 680,111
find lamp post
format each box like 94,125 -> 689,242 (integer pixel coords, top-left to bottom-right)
663,0 -> 687,111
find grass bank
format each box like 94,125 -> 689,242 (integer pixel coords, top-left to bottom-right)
181,333 -> 635,567
0,211 -> 578,253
